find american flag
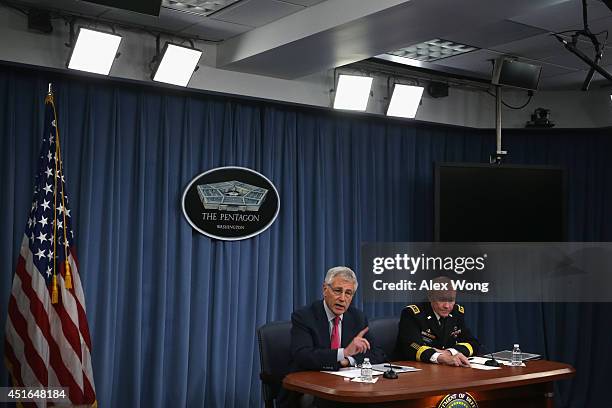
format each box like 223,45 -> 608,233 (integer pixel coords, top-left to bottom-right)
4,91 -> 97,406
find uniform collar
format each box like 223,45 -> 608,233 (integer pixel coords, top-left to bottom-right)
429,305 -> 453,321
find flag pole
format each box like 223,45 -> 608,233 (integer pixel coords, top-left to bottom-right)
46,83 -> 54,105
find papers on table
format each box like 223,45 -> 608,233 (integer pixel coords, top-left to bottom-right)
371,364 -> 421,373
467,356 -> 502,370
321,368 -> 384,378
321,364 -> 420,378
491,350 -> 541,361
468,356 -> 527,368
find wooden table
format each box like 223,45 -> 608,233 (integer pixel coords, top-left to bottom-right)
283,360 -> 575,407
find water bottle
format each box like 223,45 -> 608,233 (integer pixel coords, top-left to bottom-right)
361,358 -> 373,382
511,344 -> 522,366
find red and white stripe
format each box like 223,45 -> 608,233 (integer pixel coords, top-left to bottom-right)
5,235 -> 96,407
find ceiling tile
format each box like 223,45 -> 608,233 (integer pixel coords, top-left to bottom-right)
18,0 -> 110,17
180,19 -> 253,40
509,0 -> 612,32
210,0 -> 304,27
434,49 -> 499,76
538,61 -> 579,77
491,33 -> 570,60
279,0 -> 325,6
542,43 -> 612,70
447,20 -> 546,49
99,6 -> 207,32
583,15 -> 612,35
538,69 -> 603,90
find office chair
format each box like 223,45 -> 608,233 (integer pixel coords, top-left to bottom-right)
369,317 -> 400,361
257,321 -> 292,408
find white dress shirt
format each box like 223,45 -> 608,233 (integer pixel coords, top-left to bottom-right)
323,301 -> 356,366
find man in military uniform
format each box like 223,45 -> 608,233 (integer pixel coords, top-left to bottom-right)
395,276 -> 480,367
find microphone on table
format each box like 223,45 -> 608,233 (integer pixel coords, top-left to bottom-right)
480,344 -> 500,367
383,360 -> 398,379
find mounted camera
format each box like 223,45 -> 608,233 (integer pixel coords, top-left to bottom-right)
526,107 -> 555,128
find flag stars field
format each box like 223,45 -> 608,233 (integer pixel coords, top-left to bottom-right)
35,248 -> 46,260
36,231 -> 47,243
4,90 -> 97,406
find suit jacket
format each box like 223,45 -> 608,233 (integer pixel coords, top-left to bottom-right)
289,300 -> 386,371
395,302 -> 480,363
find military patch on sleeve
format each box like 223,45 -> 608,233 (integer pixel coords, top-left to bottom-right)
457,304 -> 464,314
407,304 -> 420,314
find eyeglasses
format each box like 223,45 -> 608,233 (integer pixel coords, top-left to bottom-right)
327,284 -> 354,298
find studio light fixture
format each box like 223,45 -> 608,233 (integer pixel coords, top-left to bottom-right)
333,74 -> 373,111
386,84 -> 424,118
67,27 -> 122,75
151,42 -> 202,87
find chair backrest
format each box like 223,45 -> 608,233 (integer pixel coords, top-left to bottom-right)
369,317 -> 400,361
257,320 -> 292,408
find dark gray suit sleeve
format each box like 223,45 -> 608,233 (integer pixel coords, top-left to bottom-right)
290,310 -> 340,371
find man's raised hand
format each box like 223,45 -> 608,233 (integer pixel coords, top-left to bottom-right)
344,327 -> 371,357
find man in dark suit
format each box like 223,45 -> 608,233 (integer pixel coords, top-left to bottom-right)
280,266 -> 385,407
395,276 -> 480,367
290,266 -> 385,371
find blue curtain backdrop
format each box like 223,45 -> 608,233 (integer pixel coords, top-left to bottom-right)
0,64 -> 610,407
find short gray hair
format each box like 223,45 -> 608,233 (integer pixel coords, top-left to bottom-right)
427,276 -> 454,301
324,266 -> 358,291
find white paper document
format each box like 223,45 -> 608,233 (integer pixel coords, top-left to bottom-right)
321,368 -> 384,378
467,356 -> 502,370
371,364 -> 421,373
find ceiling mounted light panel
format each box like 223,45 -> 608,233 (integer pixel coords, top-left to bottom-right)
152,43 -> 202,87
67,27 -> 122,75
333,74 -> 373,111
386,84 -> 424,118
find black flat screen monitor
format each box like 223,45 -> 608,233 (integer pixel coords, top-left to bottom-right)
492,58 -> 541,91
435,163 -> 566,242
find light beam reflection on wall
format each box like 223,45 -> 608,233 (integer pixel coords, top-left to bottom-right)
386,84 -> 424,118
152,43 -> 202,87
333,74 -> 373,111
67,28 -> 122,75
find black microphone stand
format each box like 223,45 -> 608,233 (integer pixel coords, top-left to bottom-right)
383,361 -> 398,379
481,345 -> 500,367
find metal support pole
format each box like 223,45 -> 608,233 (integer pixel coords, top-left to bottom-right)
496,85 -> 502,154
490,85 -> 507,164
